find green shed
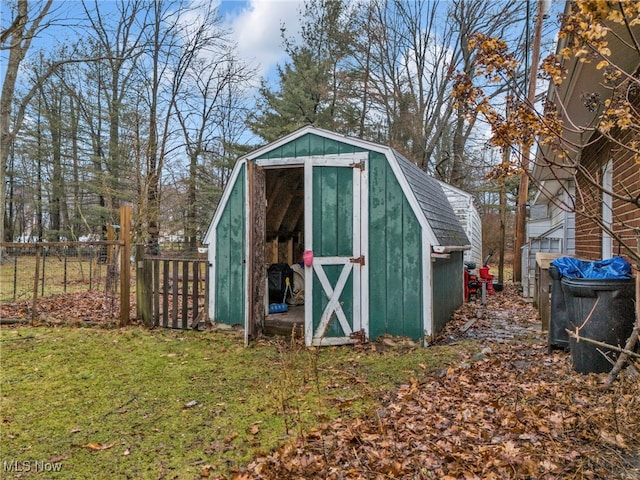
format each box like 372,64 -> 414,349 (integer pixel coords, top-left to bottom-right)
203,127 -> 471,346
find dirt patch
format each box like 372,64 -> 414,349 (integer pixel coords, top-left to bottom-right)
437,283 -> 541,344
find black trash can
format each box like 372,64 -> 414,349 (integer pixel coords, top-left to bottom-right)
548,266 -> 569,352
561,277 -> 635,374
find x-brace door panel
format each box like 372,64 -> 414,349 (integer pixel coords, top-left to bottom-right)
304,154 -> 367,346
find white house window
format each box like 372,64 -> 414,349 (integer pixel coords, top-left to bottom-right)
602,160 -> 613,259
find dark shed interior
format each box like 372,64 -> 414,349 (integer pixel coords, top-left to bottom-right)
264,167 -> 305,265
258,166 -> 306,335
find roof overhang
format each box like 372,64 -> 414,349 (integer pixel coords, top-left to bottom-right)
241,125 -> 390,162
533,5 -> 640,182
432,245 -> 471,253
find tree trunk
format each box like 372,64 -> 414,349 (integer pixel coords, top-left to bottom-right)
1,0 -> 53,246
186,151 -> 198,253
499,175 -> 507,284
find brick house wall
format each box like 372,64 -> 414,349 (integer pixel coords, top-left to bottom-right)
574,130 -> 640,264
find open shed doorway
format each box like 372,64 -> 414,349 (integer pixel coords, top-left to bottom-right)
255,165 -> 306,338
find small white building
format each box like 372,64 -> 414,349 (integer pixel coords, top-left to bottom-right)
438,181 -> 483,268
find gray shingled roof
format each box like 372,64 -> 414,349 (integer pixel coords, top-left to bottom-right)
393,150 -> 470,247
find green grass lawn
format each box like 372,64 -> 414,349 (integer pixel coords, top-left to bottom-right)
0,326 -> 470,479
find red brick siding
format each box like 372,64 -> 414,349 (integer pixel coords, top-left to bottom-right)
574,138 -> 607,260
574,131 -> 640,263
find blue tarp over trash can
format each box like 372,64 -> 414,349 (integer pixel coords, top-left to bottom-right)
551,257 -> 635,374
551,256 -> 632,280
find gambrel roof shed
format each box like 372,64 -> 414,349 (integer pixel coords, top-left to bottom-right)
203,126 -> 471,346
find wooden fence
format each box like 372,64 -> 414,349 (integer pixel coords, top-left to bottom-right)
135,245 -> 209,329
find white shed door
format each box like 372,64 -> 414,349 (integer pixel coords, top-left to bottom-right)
304,155 -> 368,346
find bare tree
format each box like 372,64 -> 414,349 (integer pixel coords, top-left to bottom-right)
134,1 -> 256,253
81,0 -> 146,228
175,50 -> 254,251
1,0 -> 54,245
353,0 -> 528,188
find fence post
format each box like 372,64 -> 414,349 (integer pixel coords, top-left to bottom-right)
107,226 -> 115,264
31,245 -> 40,326
135,244 -> 153,327
119,205 -> 131,326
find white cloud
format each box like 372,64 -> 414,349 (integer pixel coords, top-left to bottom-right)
224,0 -> 303,80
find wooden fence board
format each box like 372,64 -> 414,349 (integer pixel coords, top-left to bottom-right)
172,261 -> 179,328
192,261 -> 199,329
153,259 -> 160,326
162,260 -> 170,328
135,253 -> 209,330
182,261 -> 189,328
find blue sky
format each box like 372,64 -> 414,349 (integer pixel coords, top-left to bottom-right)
0,0 -> 304,84
3,0 -> 565,90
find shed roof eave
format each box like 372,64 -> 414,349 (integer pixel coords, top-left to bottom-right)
243,125 -> 391,162
432,245 -> 471,254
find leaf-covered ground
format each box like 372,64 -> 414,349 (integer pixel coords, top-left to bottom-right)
231,285 -> 640,480
0,290 -> 134,326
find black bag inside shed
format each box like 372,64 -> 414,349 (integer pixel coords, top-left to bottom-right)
268,263 -> 293,303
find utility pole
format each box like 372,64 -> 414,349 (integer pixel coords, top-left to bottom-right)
498,147 -> 510,284
513,0 -> 545,283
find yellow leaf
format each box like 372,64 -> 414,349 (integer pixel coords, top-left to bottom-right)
83,443 -> 102,450
83,442 -> 114,451
596,60 -> 609,70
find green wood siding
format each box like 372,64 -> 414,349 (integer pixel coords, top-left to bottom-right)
432,252 -> 463,334
312,166 -> 354,337
214,165 -> 246,324
313,166 -> 353,256
256,133 -> 365,160
368,152 -> 423,341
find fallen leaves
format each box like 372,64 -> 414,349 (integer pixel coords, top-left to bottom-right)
600,430 -> 629,449
0,291 -> 128,325
48,455 -> 68,463
228,284 -> 640,480
82,442 -> 115,451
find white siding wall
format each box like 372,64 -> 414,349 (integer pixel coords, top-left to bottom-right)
440,183 -> 483,267
526,181 -> 575,254
523,181 -> 576,297
527,218 -> 553,239
565,209 -> 576,254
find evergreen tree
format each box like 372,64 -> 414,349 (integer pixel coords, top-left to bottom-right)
249,0 -> 359,142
